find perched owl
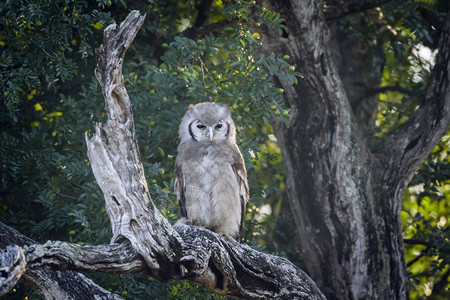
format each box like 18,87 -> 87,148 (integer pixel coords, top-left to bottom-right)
174,102 -> 249,240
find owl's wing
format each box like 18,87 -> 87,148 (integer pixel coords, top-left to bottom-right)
174,158 -> 187,218
231,146 -> 249,235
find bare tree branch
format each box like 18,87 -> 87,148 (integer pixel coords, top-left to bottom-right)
88,10 -> 324,298
403,239 -> 432,247
182,20 -> 229,40
0,220 -> 325,299
324,0 -> 392,21
24,241 -> 147,274
0,222 -> 122,299
173,225 -> 325,299
193,0 -> 213,28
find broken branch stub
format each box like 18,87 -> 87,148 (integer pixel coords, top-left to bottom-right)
86,10 -> 182,281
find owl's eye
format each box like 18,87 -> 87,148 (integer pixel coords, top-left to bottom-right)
215,124 -> 223,129
197,124 -> 206,129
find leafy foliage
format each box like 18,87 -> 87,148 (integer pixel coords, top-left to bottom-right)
0,0 -> 111,122
403,136 -> 450,299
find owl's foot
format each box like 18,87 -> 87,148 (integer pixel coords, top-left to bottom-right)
174,217 -> 192,226
223,233 -> 238,246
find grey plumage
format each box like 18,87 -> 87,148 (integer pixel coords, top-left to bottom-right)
174,102 -> 249,240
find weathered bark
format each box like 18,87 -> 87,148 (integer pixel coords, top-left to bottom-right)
1,10 -> 325,300
0,220 -> 325,299
0,245 -> 25,296
0,222 -> 122,300
88,11 -> 182,282
261,0 -> 450,299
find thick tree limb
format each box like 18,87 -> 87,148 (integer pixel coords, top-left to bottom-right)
1,10 -> 325,300
0,222 -> 122,299
0,221 -> 325,299
261,0 -> 449,298
1,224 -> 323,299
183,20 -> 229,40
173,225 -> 325,299
24,241 -> 147,274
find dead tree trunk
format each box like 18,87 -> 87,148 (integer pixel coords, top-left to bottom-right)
0,10 -> 325,300
261,0 -> 450,299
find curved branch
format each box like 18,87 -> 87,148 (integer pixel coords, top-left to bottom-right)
377,12 -> 450,183
403,239 -> 432,247
182,20 -> 229,40
2,223 -> 324,299
0,222 -> 122,299
175,225 -> 325,299
24,241 -> 147,274
86,9 -> 324,299
324,0 -> 391,21
367,84 -> 414,96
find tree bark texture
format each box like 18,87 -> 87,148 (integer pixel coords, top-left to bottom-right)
0,222 -> 122,300
262,0 -> 450,299
1,10 -> 326,300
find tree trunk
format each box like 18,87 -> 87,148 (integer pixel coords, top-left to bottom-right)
262,0 -> 450,299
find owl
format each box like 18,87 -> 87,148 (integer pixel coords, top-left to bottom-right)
174,102 -> 249,240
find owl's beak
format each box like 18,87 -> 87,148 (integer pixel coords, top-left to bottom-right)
208,126 -> 214,141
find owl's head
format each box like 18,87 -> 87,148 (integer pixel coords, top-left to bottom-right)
178,102 -> 236,144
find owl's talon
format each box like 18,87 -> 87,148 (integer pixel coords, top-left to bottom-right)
223,233 -> 238,246
174,217 -> 192,227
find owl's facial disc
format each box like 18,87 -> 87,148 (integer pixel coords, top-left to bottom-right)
190,119 -> 228,142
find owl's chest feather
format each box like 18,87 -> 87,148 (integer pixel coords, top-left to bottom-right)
185,144 -> 235,189
181,142 -> 241,226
